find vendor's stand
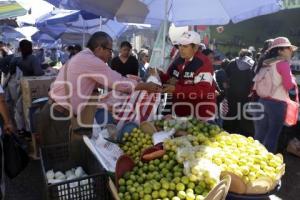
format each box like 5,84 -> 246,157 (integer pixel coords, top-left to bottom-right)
84,115 -> 285,200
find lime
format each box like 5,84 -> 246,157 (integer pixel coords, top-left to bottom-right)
186,188 -> 194,194
144,194 -> 152,200
154,159 -> 160,166
174,171 -> 182,178
163,155 -> 169,161
144,186 -> 152,194
147,173 -> 154,180
181,176 -> 189,185
118,192 -> 124,198
169,182 -> 176,190
153,182 -> 161,191
137,186 -> 143,192
159,163 -> 165,169
162,182 -> 170,190
124,172 -> 130,179
143,165 -> 149,172
139,191 -> 145,198
119,186 -> 126,193
132,192 -> 139,200
162,168 -> 169,176
118,178 -> 125,186
159,189 -> 168,198
173,177 -> 181,184
194,185 -> 204,195
129,187 -> 136,193
126,180 -> 133,186
186,192 -> 195,200
195,195 -> 205,200
168,191 -> 175,198
133,182 -> 139,188
137,177 -> 144,183
176,183 -> 185,191
177,191 -> 186,199
149,164 -> 156,171
187,182 -> 195,189
152,191 -> 159,199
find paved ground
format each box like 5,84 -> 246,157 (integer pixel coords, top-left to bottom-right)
4,125 -> 300,200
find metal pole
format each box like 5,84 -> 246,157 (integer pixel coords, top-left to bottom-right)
83,16 -> 86,47
99,16 -> 102,30
162,0 -> 169,69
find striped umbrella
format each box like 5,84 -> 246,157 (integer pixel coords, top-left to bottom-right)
0,1 -> 27,20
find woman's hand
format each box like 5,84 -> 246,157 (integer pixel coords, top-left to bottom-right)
144,82 -> 162,93
136,82 -> 162,93
162,84 -> 175,93
166,77 -> 177,85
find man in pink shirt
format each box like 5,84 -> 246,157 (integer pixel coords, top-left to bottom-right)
38,32 -> 160,145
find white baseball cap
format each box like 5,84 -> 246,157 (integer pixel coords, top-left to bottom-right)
178,31 -> 201,45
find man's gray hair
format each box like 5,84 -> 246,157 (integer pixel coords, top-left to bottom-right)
86,32 -> 113,51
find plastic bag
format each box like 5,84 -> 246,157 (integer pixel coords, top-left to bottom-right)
2,133 -> 29,178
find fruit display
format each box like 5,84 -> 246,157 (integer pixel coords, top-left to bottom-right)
118,150 -> 215,200
164,130 -> 284,195
154,118 -> 222,138
114,117 -> 285,198
120,128 -> 153,162
210,132 -> 284,194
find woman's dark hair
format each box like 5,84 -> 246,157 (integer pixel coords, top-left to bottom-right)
19,39 -> 33,59
264,47 -> 289,60
262,39 -> 274,53
0,48 -> 7,57
86,31 -> 112,51
202,49 -> 214,56
74,44 -> 82,52
67,45 -> 74,51
256,46 -> 288,72
239,48 -> 252,58
221,58 -> 230,69
120,41 -> 132,49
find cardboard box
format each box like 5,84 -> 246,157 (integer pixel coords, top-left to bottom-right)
21,76 -> 56,131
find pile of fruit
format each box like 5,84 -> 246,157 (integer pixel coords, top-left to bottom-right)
154,118 -> 221,138
116,117 -> 285,198
118,150 -> 215,200
210,132 -> 284,193
164,129 -> 284,194
120,128 -> 153,162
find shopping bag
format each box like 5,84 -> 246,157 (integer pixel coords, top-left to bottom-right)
284,84 -> 299,126
284,99 -> 299,126
2,133 -> 29,178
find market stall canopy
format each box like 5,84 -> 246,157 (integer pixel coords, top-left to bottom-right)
0,1 -> 27,20
45,0 -> 149,23
46,0 -> 282,26
31,31 -> 56,43
36,10 -> 126,40
0,25 -> 24,41
14,26 -> 38,39
140,0 -> 283,26
0,25 -> 38,42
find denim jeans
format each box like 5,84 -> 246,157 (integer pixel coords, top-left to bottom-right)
253,98 -> 286,153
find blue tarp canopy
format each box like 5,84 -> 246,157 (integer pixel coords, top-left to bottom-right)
36,9 -> 126,43
46,0 -> 282,26
46,0 -> 149,23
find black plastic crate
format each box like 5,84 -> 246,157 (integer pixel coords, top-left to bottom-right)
40,143 -> 112,200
